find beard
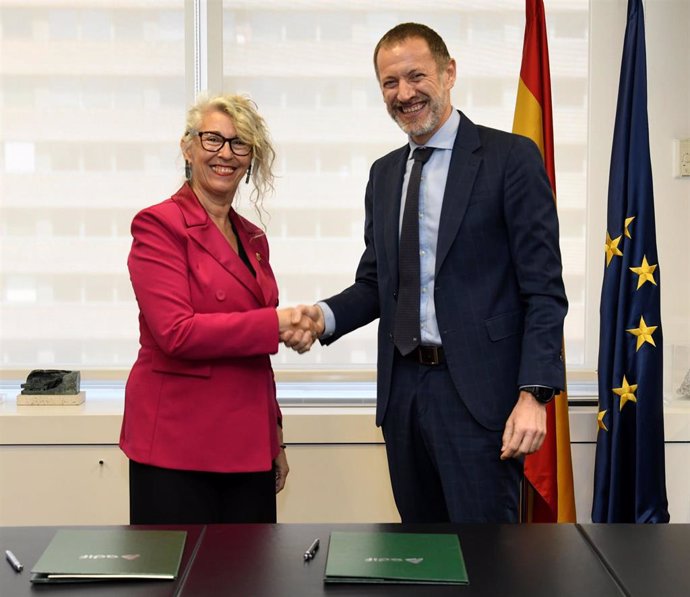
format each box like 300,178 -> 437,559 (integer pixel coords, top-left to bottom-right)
387,93 -> 446,138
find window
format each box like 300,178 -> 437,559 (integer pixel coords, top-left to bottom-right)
0,1 -> 589,374
221,1 -> 589,369
0,2 -> 186,368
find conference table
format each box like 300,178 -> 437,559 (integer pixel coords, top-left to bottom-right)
1,523 -> 688,596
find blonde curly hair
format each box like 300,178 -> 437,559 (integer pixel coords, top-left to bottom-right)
181,94 -> 276,221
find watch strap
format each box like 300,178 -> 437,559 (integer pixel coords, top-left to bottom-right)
521,385 -> 556,404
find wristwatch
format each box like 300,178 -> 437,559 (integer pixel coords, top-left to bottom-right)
521,386 -> 556,404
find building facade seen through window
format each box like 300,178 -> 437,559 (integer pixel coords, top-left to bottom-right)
0,0 -> 588,372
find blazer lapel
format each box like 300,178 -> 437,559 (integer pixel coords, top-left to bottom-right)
383,146 -> 411,289
435,112 -> 482,275
174,185 -> 266,306
230,211 -> 279,308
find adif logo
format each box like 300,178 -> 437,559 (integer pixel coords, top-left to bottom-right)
365,557 -> 424,565
79,554 -> 141,560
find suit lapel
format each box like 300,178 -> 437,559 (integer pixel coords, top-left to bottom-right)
230,211 -> 278,307
383,146 -> 411,288
435,112 -> 482,275
174,185 -> 266,306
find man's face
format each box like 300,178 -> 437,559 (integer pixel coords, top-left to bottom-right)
376,37 -> 456,145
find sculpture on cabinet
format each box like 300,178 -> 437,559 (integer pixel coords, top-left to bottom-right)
17,370 -> 84,405
20,369 -> 81,395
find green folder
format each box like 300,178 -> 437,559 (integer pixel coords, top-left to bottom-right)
324,531 -> 468,585
30,529 -> 186,584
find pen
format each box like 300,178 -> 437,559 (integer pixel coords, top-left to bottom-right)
303,537 -> 320,561
5,550 -> 23,572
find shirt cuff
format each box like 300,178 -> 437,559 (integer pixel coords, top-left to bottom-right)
317,301 -> 336,339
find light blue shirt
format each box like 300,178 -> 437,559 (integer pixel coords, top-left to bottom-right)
403,109 -> 459,345
320,109 -> 461,344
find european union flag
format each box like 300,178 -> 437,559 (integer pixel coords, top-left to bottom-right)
592,0 -> 669,523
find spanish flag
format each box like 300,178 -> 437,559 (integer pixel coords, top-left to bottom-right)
512,0 -> 576,523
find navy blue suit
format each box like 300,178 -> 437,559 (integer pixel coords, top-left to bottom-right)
324,112 -> 567,522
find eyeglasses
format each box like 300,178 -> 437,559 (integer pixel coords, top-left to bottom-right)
194,131 -> 252,156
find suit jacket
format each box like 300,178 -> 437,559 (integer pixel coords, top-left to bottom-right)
120,183 -> 282,473
324,112 -> 568,430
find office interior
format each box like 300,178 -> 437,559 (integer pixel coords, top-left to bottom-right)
0,1 -> 688,526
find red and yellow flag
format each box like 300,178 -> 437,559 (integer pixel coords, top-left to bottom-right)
512,0 -> 576,523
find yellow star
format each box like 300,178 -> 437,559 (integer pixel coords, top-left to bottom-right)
629,255 -> 658,289
597,409 -> 608,431
613,375 -> 638,410
605,232 -> 623,266
624,216 -> 636,239
626,316 -> 658,351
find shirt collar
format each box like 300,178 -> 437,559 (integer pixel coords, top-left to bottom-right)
408,108 -> 460,153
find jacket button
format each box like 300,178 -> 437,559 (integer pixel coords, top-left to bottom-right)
215,290 -> 226,301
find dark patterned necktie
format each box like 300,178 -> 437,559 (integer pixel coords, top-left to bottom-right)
393,146 -> 434,355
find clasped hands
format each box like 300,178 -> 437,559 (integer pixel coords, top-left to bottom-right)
277,305 -> 325,354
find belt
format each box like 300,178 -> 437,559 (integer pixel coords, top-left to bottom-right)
400,345 -> 445,366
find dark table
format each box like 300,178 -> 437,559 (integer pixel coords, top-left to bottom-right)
579,524 -> 690,597
2,523 -> 687,596
180,523 -> 622,597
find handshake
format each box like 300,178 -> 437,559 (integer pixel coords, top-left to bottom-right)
277,304 -> 325,354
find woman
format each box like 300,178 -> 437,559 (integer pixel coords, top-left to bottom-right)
120,94 -> 314,524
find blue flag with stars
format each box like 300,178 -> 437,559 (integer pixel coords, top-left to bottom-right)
592,0 -> 669,523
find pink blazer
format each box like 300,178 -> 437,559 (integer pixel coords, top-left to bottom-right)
120,184 -> 282,473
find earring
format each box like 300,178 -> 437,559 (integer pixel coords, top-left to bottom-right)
184,160 -> 191,180
245,163 -> 252,184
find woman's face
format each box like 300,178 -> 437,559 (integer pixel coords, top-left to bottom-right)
183,109 -> 252,205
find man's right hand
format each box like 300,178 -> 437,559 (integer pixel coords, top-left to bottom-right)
280,304 -> 325,353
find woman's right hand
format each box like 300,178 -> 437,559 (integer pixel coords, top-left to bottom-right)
277,307 -> 318,353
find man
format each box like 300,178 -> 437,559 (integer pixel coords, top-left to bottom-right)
289,23 -> 567,523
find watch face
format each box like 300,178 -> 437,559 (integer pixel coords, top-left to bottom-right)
526,386 -> 555,403
539,388 -> 555,402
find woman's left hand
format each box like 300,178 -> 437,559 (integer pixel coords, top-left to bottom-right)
274,447 -> 289,493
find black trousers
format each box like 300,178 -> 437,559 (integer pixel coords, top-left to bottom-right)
382,354 -> 522,523
129,460 -> 276,524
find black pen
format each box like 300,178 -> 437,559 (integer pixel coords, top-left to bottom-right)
303,537 -> 320,561
5,550 -> 23,572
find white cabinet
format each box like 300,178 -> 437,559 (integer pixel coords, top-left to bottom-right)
1,398 -> 688,525
0,445 -> 129,525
